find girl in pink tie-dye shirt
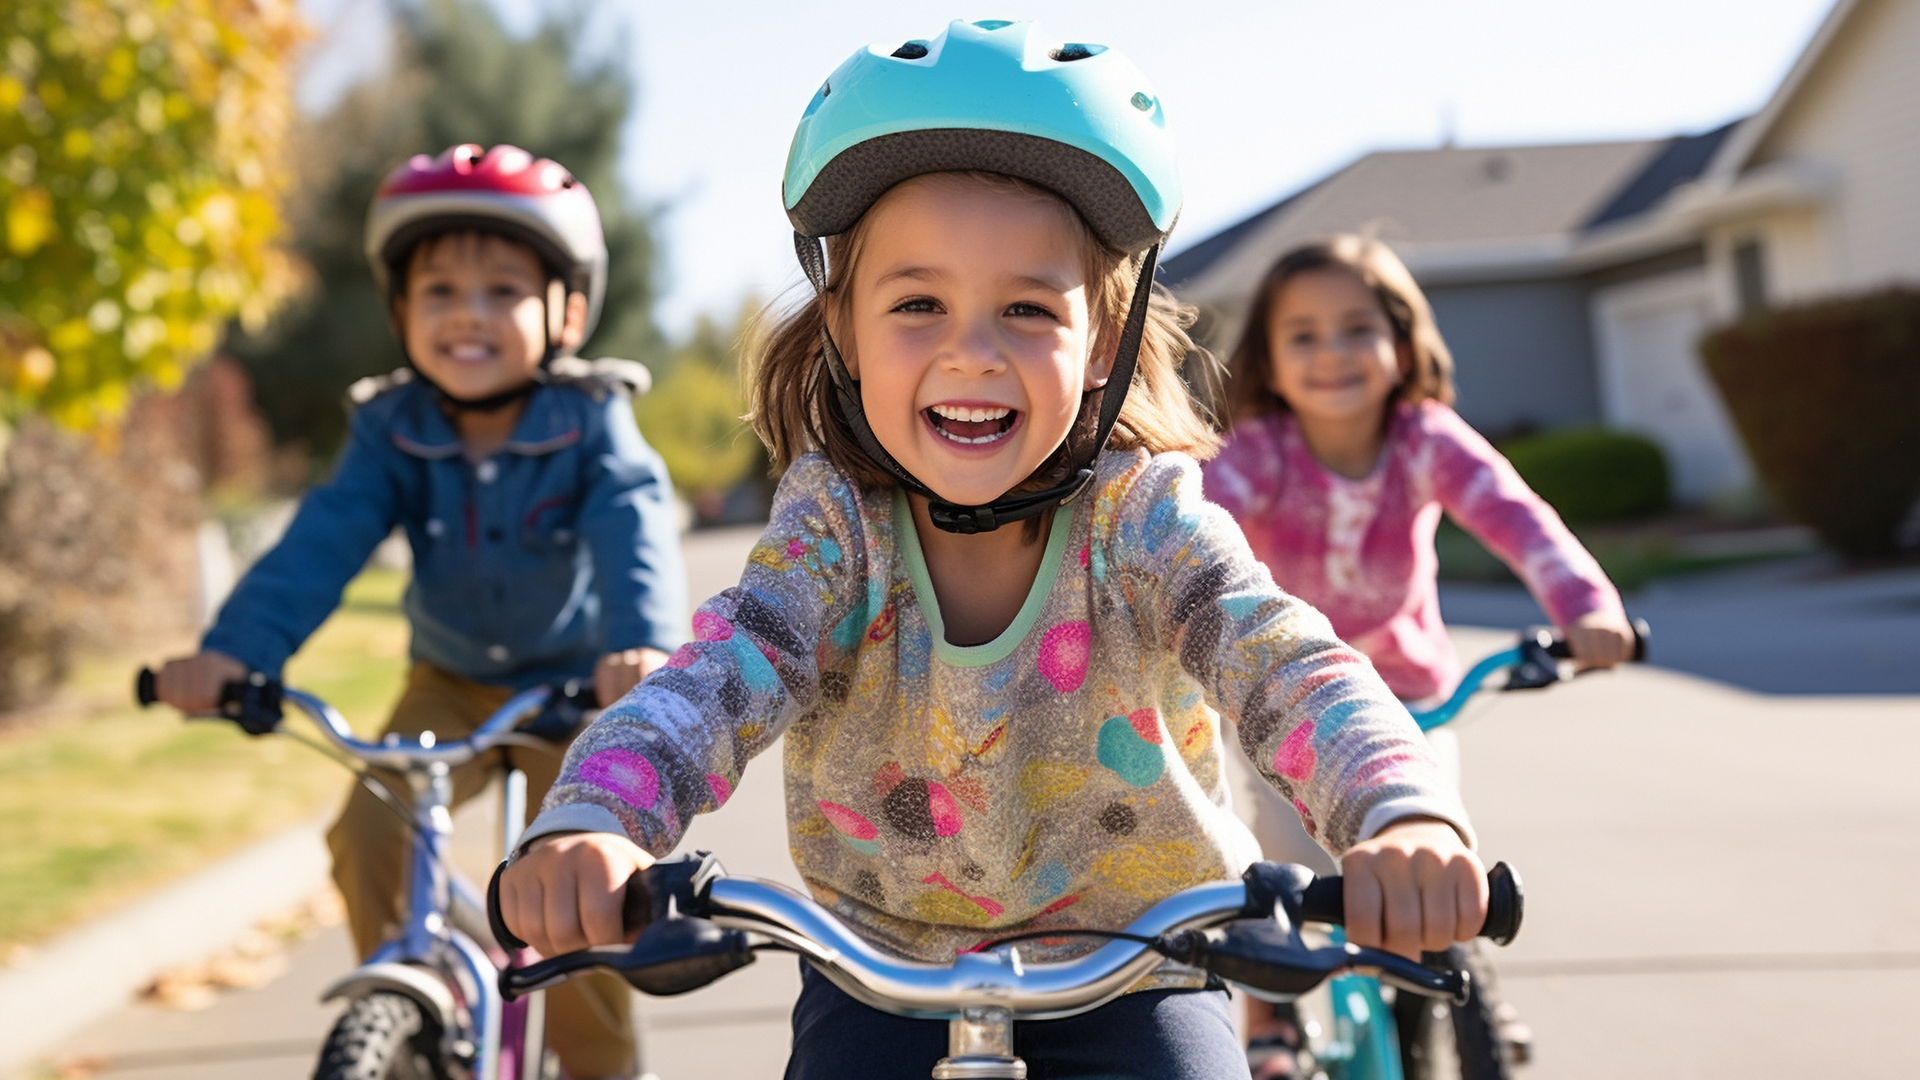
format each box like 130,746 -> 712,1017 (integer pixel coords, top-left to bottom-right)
1203,234 -> 1634,1077
1202,235 -> 1636,705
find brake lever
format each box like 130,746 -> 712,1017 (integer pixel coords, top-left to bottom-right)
500,946 -> 633,999
1505,629 -> 1563,690
1343,943 -> 1469,1004
1160,920 -> 1468,1005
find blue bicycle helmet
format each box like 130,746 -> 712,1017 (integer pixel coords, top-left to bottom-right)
783,19 -> 1183,533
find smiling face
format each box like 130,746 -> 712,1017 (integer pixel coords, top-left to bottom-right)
838,174 -> 1109,508
1264,266 -> 1411,430
396,232 -> 582,402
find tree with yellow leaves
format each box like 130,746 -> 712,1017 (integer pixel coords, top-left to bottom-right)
0,0 -> 304,427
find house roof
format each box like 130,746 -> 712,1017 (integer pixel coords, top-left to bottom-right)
1582,120 -> 1742,230
1705,0 -> 1862,184
1164,140 -> 1665,296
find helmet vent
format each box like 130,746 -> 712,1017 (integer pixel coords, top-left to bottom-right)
1051,43 -> 1097,62
890,41 -> 930,60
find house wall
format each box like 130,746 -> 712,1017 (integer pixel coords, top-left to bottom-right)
1746,0 -> 1920,294
1703,208 -> 1831,321
1425,278 -> 1602,436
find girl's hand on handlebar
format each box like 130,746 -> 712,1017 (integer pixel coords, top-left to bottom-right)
594,647 -> 670,707
500,831 -> 655,956
152,650 -> 250,713
1564,611 -> 1637,672
1339,817 -> 1487,960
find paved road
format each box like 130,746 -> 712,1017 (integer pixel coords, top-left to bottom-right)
21,530 -> 1920,1079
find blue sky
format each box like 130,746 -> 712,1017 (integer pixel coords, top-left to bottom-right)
298,0 -> 1837,337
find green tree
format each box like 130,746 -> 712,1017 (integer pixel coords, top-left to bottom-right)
635,302 -> 764,508
0,0 -> 303,427
230,0 -> 663,459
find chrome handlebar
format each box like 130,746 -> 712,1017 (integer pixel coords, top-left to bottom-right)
702,874 -> 1251,1019
496,854 -> 1520,1020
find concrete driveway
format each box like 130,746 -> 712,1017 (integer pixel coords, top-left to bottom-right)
16,531 -> 1920,1079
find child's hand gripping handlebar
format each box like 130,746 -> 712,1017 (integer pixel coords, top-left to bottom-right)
485,853 -> 1523,1014
1413,617 -> 1651,729
135,667 -> 600,750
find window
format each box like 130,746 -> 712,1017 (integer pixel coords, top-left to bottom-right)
1733,238 -> 1769,314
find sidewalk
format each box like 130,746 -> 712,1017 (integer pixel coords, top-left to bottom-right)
1441,553 -> 1920,694
0,820 -> 332,1079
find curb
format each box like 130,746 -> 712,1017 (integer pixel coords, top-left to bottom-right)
0,818 -> 330,1079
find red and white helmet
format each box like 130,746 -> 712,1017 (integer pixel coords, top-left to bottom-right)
365,144 -> 609,343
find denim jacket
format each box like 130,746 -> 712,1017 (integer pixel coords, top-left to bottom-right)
203,372 -> 688,688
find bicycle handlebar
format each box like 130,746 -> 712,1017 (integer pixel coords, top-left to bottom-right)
1411,617 -> 1651,730
491,853 -> 1523,1019
1538,617 -> 1651,664
134,668 -> 598,769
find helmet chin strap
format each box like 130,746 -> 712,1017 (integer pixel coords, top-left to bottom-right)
796,232 -> 1160,535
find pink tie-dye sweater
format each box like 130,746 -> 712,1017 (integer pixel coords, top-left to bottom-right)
1202,401 -> 1624,703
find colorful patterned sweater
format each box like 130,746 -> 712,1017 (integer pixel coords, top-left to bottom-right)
529,449 -> 1469,966
1202,402 -> 1626,703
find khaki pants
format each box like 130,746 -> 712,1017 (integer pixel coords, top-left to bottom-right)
326,663 -> 636,1080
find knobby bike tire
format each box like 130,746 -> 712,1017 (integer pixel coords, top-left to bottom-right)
312,991 -> 445,1080
1392,945 -> 1510,1080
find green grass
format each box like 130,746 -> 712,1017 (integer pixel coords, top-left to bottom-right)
0,568 -> 410,949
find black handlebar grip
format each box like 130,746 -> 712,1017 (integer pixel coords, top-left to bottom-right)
487,860 -> 530,952
622,868 -> 653,934
136,667 -> 158,707
1481,861 -> 1523,945
1296,861 -> 1524,945
486,859 -> 655,955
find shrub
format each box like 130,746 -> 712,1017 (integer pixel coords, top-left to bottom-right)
0,414 -> 200,712
1699,289 -> 1920,559
1499,427 -> 1671,524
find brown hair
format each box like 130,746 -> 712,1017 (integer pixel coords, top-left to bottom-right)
749,172 -> 1220,493
1222,234 -> 1455,425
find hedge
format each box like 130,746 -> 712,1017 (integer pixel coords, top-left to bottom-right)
1699,289 -> 1920,559
1500,427 -> 1671,524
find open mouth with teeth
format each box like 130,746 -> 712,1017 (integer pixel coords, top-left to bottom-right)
926,404 -> 1018,445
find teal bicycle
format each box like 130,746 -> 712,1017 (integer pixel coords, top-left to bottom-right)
1291,621 -> 1649,1080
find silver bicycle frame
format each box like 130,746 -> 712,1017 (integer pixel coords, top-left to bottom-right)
296,686 -> 557,1080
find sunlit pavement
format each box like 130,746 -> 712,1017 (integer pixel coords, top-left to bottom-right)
17,532 -> 1920,1079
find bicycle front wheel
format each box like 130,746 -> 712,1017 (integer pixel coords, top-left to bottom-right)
1392,945 -> 1510,1080
312,991 -> 445,1080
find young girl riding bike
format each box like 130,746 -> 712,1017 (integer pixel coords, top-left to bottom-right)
501,23 -> 1490,1078
1201,234 -> 1638,1076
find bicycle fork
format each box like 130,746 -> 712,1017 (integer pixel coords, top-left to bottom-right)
321,760 -> 531,1080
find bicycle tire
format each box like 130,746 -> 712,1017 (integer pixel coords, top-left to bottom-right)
312,991 -> 446,1080
1392,945 -> 1510,1080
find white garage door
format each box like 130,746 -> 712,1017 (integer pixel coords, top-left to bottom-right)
1592,270 -> 1754,503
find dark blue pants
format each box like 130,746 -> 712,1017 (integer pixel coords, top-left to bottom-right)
783,962 -> 1253,1080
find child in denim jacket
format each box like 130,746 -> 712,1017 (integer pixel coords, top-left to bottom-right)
153,144 -> 685,1080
